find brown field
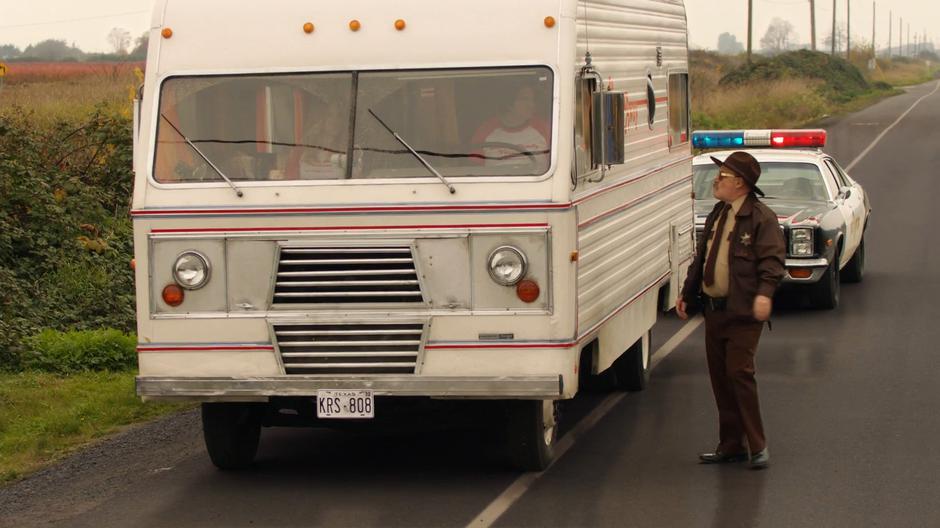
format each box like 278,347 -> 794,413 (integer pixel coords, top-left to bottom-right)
0,62 -> 143,124
0,61 -> 144,84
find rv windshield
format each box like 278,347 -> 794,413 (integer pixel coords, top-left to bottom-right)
153,67 -> 553,184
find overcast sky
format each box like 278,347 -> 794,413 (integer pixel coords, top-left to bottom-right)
0,0 -> 935,53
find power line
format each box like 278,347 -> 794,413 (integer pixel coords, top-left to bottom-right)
0,10 -> 149,30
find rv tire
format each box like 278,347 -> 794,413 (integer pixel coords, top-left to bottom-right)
613,331 -> 651,392
201,402 -> 263,470
506,399 -> 558,471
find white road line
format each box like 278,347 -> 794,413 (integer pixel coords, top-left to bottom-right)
466,316 -> 704,528
844,80 -> 940,173
650,316 -> 704,370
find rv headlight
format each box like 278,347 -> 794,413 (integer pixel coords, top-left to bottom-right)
173,251 -> 211,290
789,228 -> 814,257
487,246 -> 528,286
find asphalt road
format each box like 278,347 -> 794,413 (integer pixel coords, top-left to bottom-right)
3,80 -> 940,528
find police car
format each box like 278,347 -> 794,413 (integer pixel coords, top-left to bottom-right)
692,130 -> 871,309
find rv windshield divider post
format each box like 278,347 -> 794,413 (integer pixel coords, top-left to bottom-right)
345,72 -> 359,180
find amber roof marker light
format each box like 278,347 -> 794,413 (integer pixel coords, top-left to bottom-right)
303,22 -> 315,34
544,16 -> 556,28
161,28 -> 173,39
349,20 -> 362,31
395,19 -> 406,31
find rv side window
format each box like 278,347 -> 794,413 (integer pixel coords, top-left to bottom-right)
574,77 -> 596,177
667,73 -> 690,148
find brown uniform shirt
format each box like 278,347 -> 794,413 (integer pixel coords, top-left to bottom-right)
681,193 -> 786,319
702,194 -> 747,298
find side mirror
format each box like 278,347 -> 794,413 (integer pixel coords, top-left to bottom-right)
591,91 -> 625,166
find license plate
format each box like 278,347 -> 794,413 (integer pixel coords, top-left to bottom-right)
316,390 -> 374,419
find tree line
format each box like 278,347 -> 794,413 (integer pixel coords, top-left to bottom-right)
716,19 -> 937,58
0,29 -> 147,62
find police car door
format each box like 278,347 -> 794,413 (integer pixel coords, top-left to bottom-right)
829,160 -> 866,244
823,159 -> 863,266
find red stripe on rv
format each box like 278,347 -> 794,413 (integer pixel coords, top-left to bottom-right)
131,203 -> 570,216
424,342 -> 576,350
150,223 -> 550,234
137,346 -> 275,353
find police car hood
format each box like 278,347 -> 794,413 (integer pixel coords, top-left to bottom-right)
694,198 -> 831,227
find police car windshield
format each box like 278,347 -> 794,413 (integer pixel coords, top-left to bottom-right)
693,162 -> 829,202
153,67 -> 553,184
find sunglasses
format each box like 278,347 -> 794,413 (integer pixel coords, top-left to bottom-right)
716,171 -> 740,181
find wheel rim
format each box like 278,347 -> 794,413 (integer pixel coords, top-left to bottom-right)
542,400 -> 557,447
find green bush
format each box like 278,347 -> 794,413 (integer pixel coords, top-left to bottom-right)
0,108 -> 136,370
21,329 -> 136,374
720,50 -> 874,104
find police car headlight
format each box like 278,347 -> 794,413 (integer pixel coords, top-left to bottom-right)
173,251 -> 211,290
789,228 -> 814,257
487,246 -> 528,286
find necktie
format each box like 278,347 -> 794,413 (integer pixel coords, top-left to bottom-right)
703,204 -> 731,288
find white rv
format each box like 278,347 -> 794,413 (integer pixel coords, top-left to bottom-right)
133,0 -> 694,470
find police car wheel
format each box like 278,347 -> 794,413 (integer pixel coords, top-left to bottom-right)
201,402 -> 263,470
810,258 -> 840,310
614,331 -> 651,392
842,236 -> 865,283
506,399 -> 558,471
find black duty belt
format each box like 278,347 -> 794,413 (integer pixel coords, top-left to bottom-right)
702,295 -> 728,311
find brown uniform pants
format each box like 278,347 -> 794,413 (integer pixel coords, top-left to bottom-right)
704,308 -> 766,454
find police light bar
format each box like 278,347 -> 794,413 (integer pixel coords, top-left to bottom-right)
692,129 -> 827,149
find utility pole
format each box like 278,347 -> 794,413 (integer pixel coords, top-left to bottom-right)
899,17 -> 903,57
831,0 -> 837,56
846,0 -> 851,60
888,10 -> 892,58
810,0 -> 817,51
747,0 -> 753,62
907,23 -> 910,57
871,2 -> 875,59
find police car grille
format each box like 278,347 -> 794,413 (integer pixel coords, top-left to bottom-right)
273,247 -> 423,305
274,323 -> 424,375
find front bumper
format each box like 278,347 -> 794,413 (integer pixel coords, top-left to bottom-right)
782,258 -> 829,284
137,375 -> 564,402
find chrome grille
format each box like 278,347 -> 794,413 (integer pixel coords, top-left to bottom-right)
274,323 -> 424,375
274,247 -> 423,305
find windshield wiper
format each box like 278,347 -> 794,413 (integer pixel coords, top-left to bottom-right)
367,108 -> 456,194
160,113 -> 244,198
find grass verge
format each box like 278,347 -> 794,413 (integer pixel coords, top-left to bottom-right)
0,76 -> 137,125
0,371 -> 188,484
690,50 -> 937,130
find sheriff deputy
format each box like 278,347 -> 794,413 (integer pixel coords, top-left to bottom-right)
676,151 -> 786,470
